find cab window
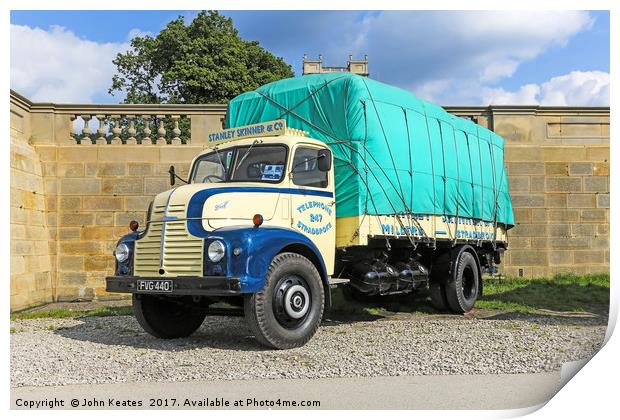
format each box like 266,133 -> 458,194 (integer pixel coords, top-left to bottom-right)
192,149 -> 233,183
230,145 -> 287,183
292,147 -> 328,188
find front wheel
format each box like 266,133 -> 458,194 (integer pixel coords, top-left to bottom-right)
132,294 -> 206,339
244,253 -> 324,349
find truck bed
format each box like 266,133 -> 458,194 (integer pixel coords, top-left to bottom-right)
336,213 -> 507,248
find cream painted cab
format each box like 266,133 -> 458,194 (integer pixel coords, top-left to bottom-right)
185,131 -> 337,275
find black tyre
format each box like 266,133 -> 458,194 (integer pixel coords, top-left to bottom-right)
445,251 -> 480,313
429,280 -> 449,311
132,294 -> 206,339
244,253 -> 324,349
429,252 -> 450,311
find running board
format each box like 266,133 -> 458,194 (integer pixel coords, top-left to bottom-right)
328,277 -> 350,288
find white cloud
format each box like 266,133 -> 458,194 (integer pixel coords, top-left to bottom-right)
481,84 -> 540,105
10,12 -> 606,106
344,11 -> 593,89
411,79 -> 452,103
10,24 -> 130,103
309,10 -> 597,105
539,70 -> 609,105
482,71 -> 610,105
228,10 -> 594,91
127,28 -> 153,40
480,59 -> 519,83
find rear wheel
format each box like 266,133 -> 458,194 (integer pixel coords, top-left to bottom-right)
132,294 -> 206,339
244,253 -> 324,349
429,252 -> 450,311
445,251 -> 480,313
429,280 -> 449,311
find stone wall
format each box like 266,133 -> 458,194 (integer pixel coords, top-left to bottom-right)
9,91 -> 610,310
43,145 -> 203,300
10,94 -> 55,310
494,108 -> 610,277
10,91 -> 226,309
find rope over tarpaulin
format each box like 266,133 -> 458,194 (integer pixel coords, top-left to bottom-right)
226,73 -> 514,229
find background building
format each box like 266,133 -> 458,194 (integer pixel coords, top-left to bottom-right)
10,89 -> 609,311
303,55 -> 369,77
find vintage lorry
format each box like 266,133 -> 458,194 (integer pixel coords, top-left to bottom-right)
106,73 -> 514,349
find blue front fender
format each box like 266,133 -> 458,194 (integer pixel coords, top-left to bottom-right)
210,226 -> 328,293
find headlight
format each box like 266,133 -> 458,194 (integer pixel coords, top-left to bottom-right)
115,243 -> 130,263
208,240 -> 225,262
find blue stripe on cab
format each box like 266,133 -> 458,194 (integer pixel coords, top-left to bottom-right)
186,186 -> 333,237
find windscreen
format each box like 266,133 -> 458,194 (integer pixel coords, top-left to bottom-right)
191,148 -> 234,183
191,145 -> 287,183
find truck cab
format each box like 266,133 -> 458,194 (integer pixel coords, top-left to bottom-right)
107,120 -> 337,349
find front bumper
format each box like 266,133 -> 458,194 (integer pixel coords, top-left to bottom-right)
105,276 -> 242,296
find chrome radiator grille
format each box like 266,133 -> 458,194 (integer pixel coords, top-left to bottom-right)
133,202 -> 204,277
133,221 -> 163,275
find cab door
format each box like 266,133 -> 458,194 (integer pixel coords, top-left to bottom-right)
288,144 -> 336,275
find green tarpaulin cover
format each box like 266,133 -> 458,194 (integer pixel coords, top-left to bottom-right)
226,73 -> 514,227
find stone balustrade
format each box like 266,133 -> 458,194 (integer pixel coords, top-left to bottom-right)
71,114 -> 191,145
11,91 -> 228,146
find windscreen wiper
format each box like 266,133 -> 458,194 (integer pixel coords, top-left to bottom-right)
234,139 -> 259,173
213,146 -> 226,171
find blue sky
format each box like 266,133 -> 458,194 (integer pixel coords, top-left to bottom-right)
10,10 -> 610,105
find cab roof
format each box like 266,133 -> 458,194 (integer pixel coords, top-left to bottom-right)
196,120 -> 327,161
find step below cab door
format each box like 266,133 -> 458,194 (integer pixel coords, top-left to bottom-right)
288,143 -> 336,275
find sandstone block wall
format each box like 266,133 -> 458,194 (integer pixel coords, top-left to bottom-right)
492,110 -> 610,277
9,91 -> 610,310
503,146 -> 609,276
42,145 -> 202,300
10,95 -> 55,310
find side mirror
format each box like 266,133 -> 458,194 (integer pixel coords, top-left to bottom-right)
168,165 -> 176,186
317,148 -> 332,172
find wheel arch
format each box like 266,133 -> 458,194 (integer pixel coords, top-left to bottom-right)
279,243 -> 329,286
213,226 -> 328,294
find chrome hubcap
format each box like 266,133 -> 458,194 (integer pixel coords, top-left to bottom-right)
273,275 -> 312,329
284,285 -> 310,319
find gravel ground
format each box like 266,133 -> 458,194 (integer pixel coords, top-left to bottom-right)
10,309 -> 607,388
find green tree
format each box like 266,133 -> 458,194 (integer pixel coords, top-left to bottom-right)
109,11 -> 294,104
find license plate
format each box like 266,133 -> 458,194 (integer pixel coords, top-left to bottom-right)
136,279 -> 173,293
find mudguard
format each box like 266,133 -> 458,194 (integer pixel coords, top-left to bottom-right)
209,225 -> 328,293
